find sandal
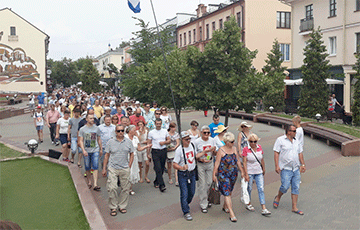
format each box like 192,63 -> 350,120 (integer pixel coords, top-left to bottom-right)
229,217 -> 237,222
246,204 -> 255,212
292,210 -> 304,215
77,163 -> 82,168
262,209 -> 271,216
273,196 -> 279,209
110,209 -> 117,216
93,186 -> 101,191
129,190 -> 135,195
145,178 -> 150,183
70,159 -> 74,164
222,207 -> 230,213
88,184 -> 92,189
119,209 -> 127,214
169,179 -> 173,185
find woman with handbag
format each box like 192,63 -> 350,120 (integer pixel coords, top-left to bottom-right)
242,133 -> 271,216
213,132 -> 245,222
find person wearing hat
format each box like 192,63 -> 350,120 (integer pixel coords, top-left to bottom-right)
214,125 -> 229,150
33,105 -> 44,143
209,114 -> 224,138
134,101 -> 145,116
237,121 -> 253,153
173,131 -> 198,221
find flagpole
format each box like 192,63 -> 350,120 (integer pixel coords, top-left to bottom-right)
149,0 -> 182,135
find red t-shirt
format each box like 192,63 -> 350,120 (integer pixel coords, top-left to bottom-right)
129,115 -> 145,129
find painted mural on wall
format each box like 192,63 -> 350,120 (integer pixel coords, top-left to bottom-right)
0,43 -> 39,84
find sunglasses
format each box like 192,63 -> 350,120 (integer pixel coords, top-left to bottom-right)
230,141 -> 235,143
116,129 -> 125,133
289,130 -> 297,133
155,113 -> 161,115
203,132 -> 210,134
184,138 -> 191,141
249,140 -> 257,143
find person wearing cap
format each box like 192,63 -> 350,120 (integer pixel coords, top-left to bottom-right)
100,107 -> 112,125
213,125 -> 228,150
209,114 -> 224,138
46,103 -> 61,145
194,125 -> 217,213
237,121 -> 253,153
134,101 -> 145,116
129,108 -> 146,130
147,118 -> 171,192
33,105 -> 44,143
173,131 -> 198,221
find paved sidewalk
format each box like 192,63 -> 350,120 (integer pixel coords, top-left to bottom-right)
0,111 -> 359,229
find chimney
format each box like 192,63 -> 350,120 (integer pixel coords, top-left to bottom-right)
108,43 -> 111,51
196,4 -> 207,18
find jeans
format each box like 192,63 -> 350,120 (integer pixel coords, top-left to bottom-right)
178,170 -> 196,215
71,137 -> 82,154
84,151 -> 99,171
248,173 -> 265,205
49,123 -> 57,142
280,169 -> 301,195
151,148 -> 167,189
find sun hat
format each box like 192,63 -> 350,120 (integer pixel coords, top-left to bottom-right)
180,131 -> 190,139
238,121 -> 253,131
214,125 -> 229,133
135,101 -> 140,104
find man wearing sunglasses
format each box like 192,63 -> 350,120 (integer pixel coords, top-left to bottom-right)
146,111 -> 166,131
102,124 -> 135,216
194,126 -> 217,213
273,125 -> 306,215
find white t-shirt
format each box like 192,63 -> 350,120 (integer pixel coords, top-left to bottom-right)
148,129 -> 169,150
194,137 -> 216,161
173,144 -> 197,171
160,114 -> 172,130
33,112 -> 44,126
242,145 -> 263,175
57,117 -> 70,134
29,95 -> 35,104
295,127 -> 304,148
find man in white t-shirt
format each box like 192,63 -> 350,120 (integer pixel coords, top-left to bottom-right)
194,126 -> 217,213
147,118 -> 171,192
292,116 -> 304,148
173,131 -> 198,221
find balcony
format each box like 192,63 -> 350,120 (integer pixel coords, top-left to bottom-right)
300,18 -> 314,33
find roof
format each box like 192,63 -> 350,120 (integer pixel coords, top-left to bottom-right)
0,7 -> 50,38
96,47 -> 125,60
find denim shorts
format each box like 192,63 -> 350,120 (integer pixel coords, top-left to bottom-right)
36,125 -> 43,131
59,134 -> 68,145
280,169 -> 301,195
84,151 -> 99,171
71,137 -> 82,154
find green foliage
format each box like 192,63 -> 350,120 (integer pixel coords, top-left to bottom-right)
298,28 -> 330,117
119,41 -> 130,48
48,58 -> 79,87
262,39 -> 286,112
79,59 -> 100,94
106,63 -> 119,76
352,51 -> 360,126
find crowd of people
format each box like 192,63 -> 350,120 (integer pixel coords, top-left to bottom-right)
29,87 -> 306,222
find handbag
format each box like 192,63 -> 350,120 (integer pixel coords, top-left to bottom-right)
208,181 -> 221,205
240,177 -> 250,204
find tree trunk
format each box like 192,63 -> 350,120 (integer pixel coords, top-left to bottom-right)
225,109 -> 229,126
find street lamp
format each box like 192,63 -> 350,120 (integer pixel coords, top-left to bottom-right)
315,113 -> 321,122
5,95 -> 9,100
269,106 -> 274,114
25,139 -> 38,154
14,94 -> 17,99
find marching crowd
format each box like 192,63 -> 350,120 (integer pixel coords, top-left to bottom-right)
29,87 -> 306,222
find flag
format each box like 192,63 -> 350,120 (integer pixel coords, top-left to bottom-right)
128,0 -> 141,13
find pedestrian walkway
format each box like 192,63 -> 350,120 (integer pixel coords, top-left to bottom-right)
0,111 -> 358,229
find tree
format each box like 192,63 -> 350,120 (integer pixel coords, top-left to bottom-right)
79,59 -> 100,93
49,58 -> 79,87
193,16 -> 258,125
119,41 -> 130,48
352,51 -> 360,126
298,28 -> 330,117
262,39 -> 287,112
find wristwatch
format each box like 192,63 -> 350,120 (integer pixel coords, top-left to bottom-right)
301,164 -> 305,167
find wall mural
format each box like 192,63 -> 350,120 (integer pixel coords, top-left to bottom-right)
0,43 -> 40,84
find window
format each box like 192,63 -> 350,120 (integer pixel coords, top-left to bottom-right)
179,34 -> 182,47
188,31 -> 191,44
357,0 -> 360,11
305,4 -> 313,20
193,29 -> 196,43
330,0 -> 336,17
277,12 -> 291,28
206,24 -> 209,40
356,33 -> 360,53
219,19 -> 223,29
226,16 -> 230,21
184,33 -> 186,45
329,36 -> 337,55
237,12 -> 242,28
280,44 -> 290,61
199,27 -> 202,41
10,26 -> 16,35
212,21 -> 216,31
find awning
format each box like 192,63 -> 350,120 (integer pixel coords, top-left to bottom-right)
284,78 -> 344,85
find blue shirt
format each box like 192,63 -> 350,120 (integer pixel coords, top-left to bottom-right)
209,122 -> 224,138
37,94 -> 45,104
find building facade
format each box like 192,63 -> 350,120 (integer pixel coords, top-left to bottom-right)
95,45 -> 131,78
0,8 -> 49,93
176,0 -> 291,71
284,0 -> 360,113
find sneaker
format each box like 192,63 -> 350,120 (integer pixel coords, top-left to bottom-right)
208,203 -> 212,208
160,186 -> 166,192
55,141 -> 60,146
246,204 -> 255,212
52,141 -> 55,145
261,209 -> 271,216
184,213 -> 193,221
201,208 -> 208,213
175,182 -> 179,187
91,169 -> 94,174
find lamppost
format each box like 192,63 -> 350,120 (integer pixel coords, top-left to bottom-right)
269,106 -> 274,114
315,113 -> 321,122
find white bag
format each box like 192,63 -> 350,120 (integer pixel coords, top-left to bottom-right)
240,177 -> 250,204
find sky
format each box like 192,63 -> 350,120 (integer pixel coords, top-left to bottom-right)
3,0 -> 228,61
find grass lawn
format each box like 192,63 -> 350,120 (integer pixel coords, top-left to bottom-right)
272,113 -> 315,122
0,97 -> 7,101
0,143 -> 26,160
314,122 -> 360,138
0,157 -> 90,229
